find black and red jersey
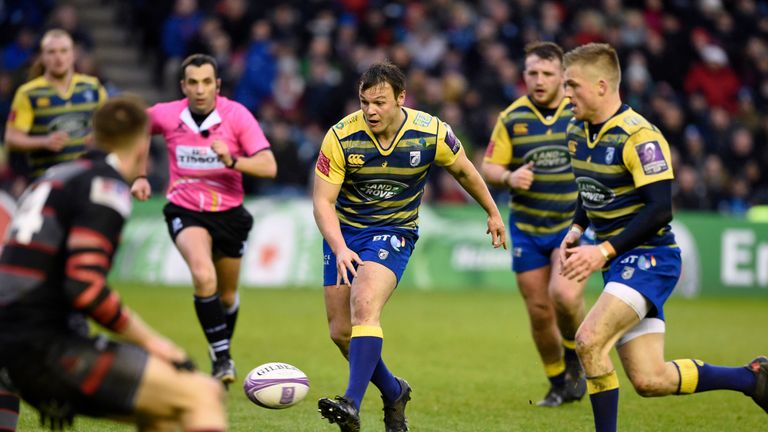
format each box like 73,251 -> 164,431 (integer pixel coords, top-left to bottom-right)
0,151 -> 131,341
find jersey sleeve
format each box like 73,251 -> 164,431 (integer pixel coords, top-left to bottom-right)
314,128 -> 346,184
96,82 -> 108,106
63,174 -> 132,333
235,105 -> 271,156
435,121 -> 463,166
483,115 -> 513,165
7,89 -> 34,133
622,128 -> 675,188
146,103 -> 165,135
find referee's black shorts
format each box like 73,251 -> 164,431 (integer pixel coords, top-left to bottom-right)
163,202 -> 254,258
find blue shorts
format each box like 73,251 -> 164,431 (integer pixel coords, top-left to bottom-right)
509,220 -> 568,273
323,227 -> 416,286
602,246 -> 682,321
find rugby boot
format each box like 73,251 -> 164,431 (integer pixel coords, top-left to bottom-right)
212,356 -> 236,387
537,384 -> 567,407
747,356 -> 768,413
318,396 -> 360,432
382,377 -> 412,432
564,357 -> 587,402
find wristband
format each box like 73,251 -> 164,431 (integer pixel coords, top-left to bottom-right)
227,156 -> 238,169
569,225 -> 584,235
500,170 -> 512,186
133,175 -> 147,184
598,242 -> 615,261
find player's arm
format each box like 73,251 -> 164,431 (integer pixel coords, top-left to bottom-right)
64,175 -> 187,363
212,105 -> 278,178
131,105 -> 166,201
217,146 -> 277,178
481,116 -> 534,190
312,130 -> 362,285
439,123 -> 506,249
4,91 -> 68,152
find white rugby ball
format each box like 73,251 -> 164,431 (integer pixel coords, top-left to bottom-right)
243,362 -> 310,409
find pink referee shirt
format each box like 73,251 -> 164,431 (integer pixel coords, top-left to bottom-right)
148,96 -> 270,212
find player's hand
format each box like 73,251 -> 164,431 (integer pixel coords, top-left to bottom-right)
508,161 -> 535,190
559,229 -> 582,268
144,334 -> 189,365
46,131 -> 69,151
486,213 -> 507,249
130,177 -> 151,201
561,245 -> 605,282
335,247 -> 364,287
210,140 -> 233,166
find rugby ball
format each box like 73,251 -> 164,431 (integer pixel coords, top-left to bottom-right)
243,362 -> 310,409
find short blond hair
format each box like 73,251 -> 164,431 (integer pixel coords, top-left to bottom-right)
40,28 -> 73,49
563,43 -> 621,90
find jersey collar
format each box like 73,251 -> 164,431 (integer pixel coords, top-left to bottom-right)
180,106 -> 222,134
525,95 -> 569,126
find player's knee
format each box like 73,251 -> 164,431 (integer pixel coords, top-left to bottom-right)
186,374 -> 225,410
328,324 -> 350,352
189,264 -> 216,292
552,288 -> 581,313
628,374 -> 664,397
527,300 -> 555,326
574,327 -> 599,358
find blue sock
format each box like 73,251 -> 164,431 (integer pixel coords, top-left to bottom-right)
673,359 -> 757,394
371,358 -> 401,402
587,371 -> 619,432
563,338 -> 579,365
344,326 -> 384,410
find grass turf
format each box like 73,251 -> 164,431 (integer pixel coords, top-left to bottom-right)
16,284 -> 768,431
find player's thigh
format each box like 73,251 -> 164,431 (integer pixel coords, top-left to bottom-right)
349,261 -> 398,325
133,355 -> 223,420
516,266 -> 553,305
578,291 -> 641,352
175,227 -> 214,266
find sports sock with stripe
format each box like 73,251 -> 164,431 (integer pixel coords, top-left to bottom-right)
194,294 -> 230,360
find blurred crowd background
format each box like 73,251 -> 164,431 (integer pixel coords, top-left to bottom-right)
1,0 -> 767,216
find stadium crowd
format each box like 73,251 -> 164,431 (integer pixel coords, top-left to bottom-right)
1,0 -> 768,214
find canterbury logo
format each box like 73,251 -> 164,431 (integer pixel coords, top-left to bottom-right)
513,123 -> 528,135
347,154 -> 365,166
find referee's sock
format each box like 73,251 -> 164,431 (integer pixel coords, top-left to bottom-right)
344,325 -> 384,410
194,294 -> 230,360
587,370 -> 619,432
672,359 -> 757,394
224,293 -> 240,340
0,388 -> 20,431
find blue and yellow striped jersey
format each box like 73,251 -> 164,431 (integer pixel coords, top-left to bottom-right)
484,95 -> 577,234
315,107 -> 462,230
7,73 -> 107,178
567,105 -> 677,248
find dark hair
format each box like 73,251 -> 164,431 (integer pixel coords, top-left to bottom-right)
358,61 -> 406,98
180,53 -> 219,80
524,41 -> 564,63
92,94 -> 148,151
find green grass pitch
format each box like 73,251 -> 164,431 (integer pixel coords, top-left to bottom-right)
17,284 -> 768,431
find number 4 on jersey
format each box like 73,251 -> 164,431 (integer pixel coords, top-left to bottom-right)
11,182 -> 52,244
